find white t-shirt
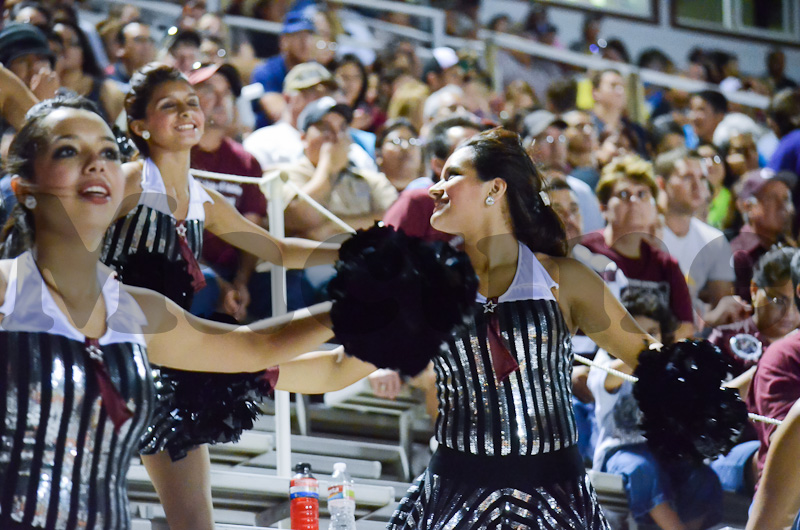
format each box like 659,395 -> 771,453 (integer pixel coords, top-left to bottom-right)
243,121 -> 377,174
587,349 -> 646,470
660,217 -> 735,300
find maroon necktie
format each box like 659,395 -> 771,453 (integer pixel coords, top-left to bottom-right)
484,297 -> 519,382
176,220 -> 207,292
84,338 -> 134,431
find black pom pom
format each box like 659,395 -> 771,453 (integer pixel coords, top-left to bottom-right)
633,340 -> 749,464
142,367 -> 278,461
114,250 -> 195,309
328,224 -> 478,377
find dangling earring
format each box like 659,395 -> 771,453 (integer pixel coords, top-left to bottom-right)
485,195 -> 495,206
23,195 -> 37,210
141,130 -> 151,140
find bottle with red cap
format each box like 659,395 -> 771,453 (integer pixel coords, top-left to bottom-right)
290,462 -> 319,530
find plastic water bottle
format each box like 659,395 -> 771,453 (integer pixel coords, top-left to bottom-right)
290,462 -> 319,530
327,462 -> 356,530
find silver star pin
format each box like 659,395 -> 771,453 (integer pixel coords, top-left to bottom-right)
483,299 -> 498,313
176,224 -> 187,238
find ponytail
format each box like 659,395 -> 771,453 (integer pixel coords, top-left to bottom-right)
0,202 -> 35,259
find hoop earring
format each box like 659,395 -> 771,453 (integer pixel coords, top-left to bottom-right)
485,195 -> 495,206
23,195 -> 37,210
141,130 -> 150,140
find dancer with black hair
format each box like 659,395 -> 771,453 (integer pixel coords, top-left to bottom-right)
103,63 -> 341,530
387,128 -> 659,529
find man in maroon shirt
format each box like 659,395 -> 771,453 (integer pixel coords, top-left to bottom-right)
584,154 -> 695,340
731,168 -> 796,302
746,247 -> 800,488
383,115 -> 482,242
188,63 -> 268,321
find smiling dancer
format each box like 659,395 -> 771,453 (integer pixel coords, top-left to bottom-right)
0,96 -> 375,529
99,63 -> 342,530
387,128 -> 660,529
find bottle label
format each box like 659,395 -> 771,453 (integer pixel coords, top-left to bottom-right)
327,484 -> 355,501
291,478 -> 319,499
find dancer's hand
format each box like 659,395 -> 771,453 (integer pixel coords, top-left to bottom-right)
368,369 -> 404,399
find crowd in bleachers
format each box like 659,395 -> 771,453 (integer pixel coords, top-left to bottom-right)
1,0 -> 800,528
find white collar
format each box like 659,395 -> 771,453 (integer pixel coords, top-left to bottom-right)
140,158 -> 213,220
0,251 -> 148,347
475,243 -> 558,304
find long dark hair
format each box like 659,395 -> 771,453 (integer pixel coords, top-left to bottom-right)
1,96 -> 106,258
462,127 -> 567,257
125,62 -> 188,157
53,18 -> 103,78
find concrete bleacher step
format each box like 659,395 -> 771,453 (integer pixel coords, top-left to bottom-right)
128,464 -> 395,526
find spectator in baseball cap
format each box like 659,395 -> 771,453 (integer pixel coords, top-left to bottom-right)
731,168 -> 797,300
250,9 -> 316,129
0,23 -> 56,84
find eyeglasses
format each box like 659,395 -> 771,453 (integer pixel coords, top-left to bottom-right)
531,134 -> 566,147
385,137 -> 421,149
316,39 -> 338,52
612,189 -> 652,203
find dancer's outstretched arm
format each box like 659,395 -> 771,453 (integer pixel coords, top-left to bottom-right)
129,286 -> 334,372
276,346 -> 377,394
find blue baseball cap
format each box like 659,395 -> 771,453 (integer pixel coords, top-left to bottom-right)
282,11 -> 314,34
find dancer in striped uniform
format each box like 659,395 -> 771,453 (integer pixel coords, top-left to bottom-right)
101,64 -> 342,530
387,128 -> 659,529
0,97 -> 373,529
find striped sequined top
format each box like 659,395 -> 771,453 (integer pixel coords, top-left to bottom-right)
0,252 -> 154,529
434,243 -> 578,456
100,158 -> 212,310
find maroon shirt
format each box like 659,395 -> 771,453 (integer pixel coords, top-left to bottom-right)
730,225 -> 772,303
383,186 -> 453,243
707,317 -> 768,376
580,230 -> 694,323
746,330 -> 800,485
191,138 -> 267,276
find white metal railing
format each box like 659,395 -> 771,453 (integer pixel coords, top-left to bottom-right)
189,167 -> 355,497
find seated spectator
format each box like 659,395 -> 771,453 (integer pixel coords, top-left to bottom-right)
383,115 -> 482,242
767,88 -> 800,229
697,142 -> 737,231
731,169 -> 796,301
332,53 -> 373,131
563,109 -> 600,190
522,109 -> 605,232
162,28 -> 202,75
109,21 -> 155,89
747,250 -> 800,490
569,12 -> 603,55
590,68 -> 649,157
588,287 -> 723,530
765,49 -> 797,94
376,119 -> 423,192
421,46 -> 462,95
502,80 -> 538,120
0,23 -> 58,102
263,96 -> 397,242
243,61 -> 375,173
709,245 -> 799,375
651,115 -> 687,155
689,90 -> 728,144
583,155 -> 695,339
52,19 -> 125,122
8,1 -> 51,29
187,63 -> 270,322
655,148 -> 740,327
251,9 -> 315,129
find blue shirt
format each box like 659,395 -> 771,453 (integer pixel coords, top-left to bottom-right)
250,55 -> 288,130
768,129 -> 800,178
